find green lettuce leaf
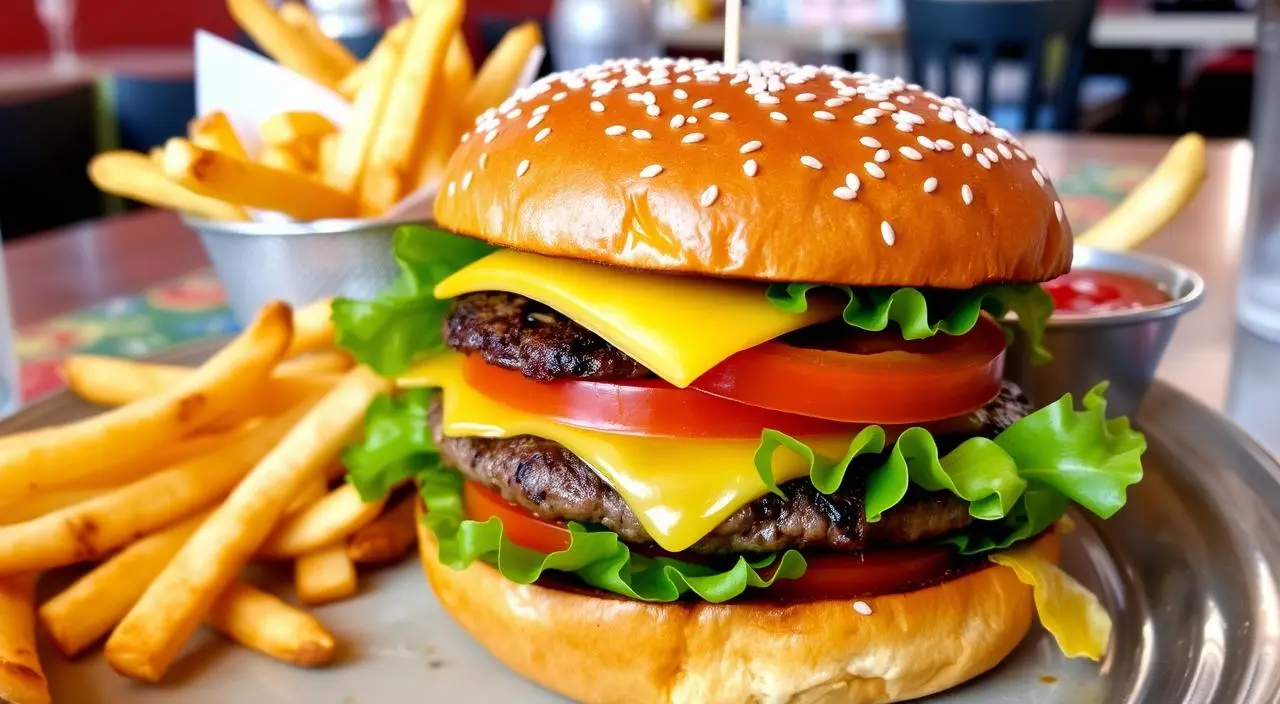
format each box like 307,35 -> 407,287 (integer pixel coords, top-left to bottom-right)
333,225 -> 495,376
766,283 -> 1055,363
343,389 -> 437,502
420,463 -> 808,603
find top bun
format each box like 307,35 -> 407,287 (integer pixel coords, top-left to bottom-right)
434,59 -> 1072,288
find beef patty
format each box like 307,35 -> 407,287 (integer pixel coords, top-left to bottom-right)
430,383 -> 1033,554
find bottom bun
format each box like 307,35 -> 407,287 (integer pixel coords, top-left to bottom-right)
417,503 -> 1059,704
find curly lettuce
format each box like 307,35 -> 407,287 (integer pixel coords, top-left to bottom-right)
766,283 -> 1055,363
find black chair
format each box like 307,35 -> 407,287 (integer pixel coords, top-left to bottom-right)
0,86 -> 102,238
110,74 -> 196,153
903,0 -> 1097,131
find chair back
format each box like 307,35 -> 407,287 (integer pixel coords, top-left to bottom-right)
110,75 -> 196,153
903,0 -> 1097,130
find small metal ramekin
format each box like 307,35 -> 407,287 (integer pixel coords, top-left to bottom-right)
1005,245 -> 1206,418
184,216 -> 418,323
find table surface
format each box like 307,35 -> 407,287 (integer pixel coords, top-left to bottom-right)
659,10 -> 1258,52
7,134 -> 1277,446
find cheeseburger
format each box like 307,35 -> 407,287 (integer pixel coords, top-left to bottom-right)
336,59 -> 1146,704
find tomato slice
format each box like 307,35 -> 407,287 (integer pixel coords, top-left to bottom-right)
462,353 -> 863,438
689,314 -> 1007,424
462,480 -> 958,600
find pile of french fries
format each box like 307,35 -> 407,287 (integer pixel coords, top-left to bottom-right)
88,0 -> 541,221
0,299 -> 420,703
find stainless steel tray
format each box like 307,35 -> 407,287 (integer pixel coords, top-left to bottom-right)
21,341 -> 1280,703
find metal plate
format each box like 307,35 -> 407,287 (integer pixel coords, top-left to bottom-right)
21,340 -> 1280,703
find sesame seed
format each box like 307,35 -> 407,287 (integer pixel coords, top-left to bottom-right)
853,600 -> 873,616
895,122 -> 913,133
825,98 -> 849,108
813,110 -> 836,121
880,221 -> 896,246
461,171 -> 473,190
864,162 -> 885,179
671,115 -> 686,129
997,143 -> 1013,160
682,132 -> 705,144
460,132 -> 470,143
710,112 -> 730,121
846,173 -> 861,191
639,164 -> 663,178
605,125 -> 626,136
976,154 -> 992,169
935,139 -> 954,151
755,94 -> 781,105
1032,168 -> 1045,187
795,92 -> 817,102
833,186 -> 857,201
527,115 -> 545,129
962,184 -> 973,204
896,95 -> 912,105
677,75 -> 692,83
642,91 -> 656,105
553,91 -> 568,101
916,135 -> 936,151
983,147 -> 999,162
854,114 -> 876,125
863,108 -> 883,117
770,111 -> 789,122
874,149 -> 890,163
506,108 -> 522,119
628,92 -> 644,102
801,155 -> 823,170
534,127 -> 551,142
1055,201 -> 1065,221
962,143 -> 974,157
484,130 -> 499,144
447,181 -> 456,197
590,100 -> 605,113
534,105 -> 550,115
644,104 -> 660,117
701,185 -> 719,206
693,98 -> 713,109
650,78 -> 671,86
878,101 -> 897,111
516,159 -> 530,177
743,159 -> 759,177
479,153 -> 488,170
740,140 -> 762,154
632,129 -> 652,140
674,88 -> 689,100
1015,148 -> 1029,160
923,177 -> 938,193
899,146 -> 923,161
859,136 -> 881,149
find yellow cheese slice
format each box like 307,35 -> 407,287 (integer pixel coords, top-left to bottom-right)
399,353 -> 858,553
990,543 -> 1112,661
433,249 -> 840,387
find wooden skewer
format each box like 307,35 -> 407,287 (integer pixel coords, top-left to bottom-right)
724,0 -> 743,68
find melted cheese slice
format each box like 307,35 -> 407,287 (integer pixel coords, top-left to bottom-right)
990,543 -> 1112,661
399,353 -> 857,553
434,249 -> 840,387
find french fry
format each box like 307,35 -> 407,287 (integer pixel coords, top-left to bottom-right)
38,512 -> 208,658
261,111 -> 338,148
295,543 -> 357,605
260,483 -> 386,558
336,20 -> 410,100
0,576 -> 48,704
149,146 -> 165,167
326,31 -> 403,195
260,145 -> 309,175
347,497 -> 418,565
0,488 -> 102,526
164,138 -> 356,220
285,476 -> 329,518
105,367 -> 390,682
0,402 -> 320,577
416,31 -> 475,189
361,0 -> 465,213
277,1 -> 358,75
279,349 -> 353,375
287,297 -> 336,357
227,0 -> 346,88
317,132 -> 340,178
88,151 -> 249,221
0,302 -> 291,500
188,111 -> 250,160
464,22 -> 542,123
206,581 -> 337,667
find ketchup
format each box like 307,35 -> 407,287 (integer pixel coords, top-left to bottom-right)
1043,270 -> 1171,314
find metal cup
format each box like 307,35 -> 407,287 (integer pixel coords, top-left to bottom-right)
1005,245 -> 1206,417
184,217 -> 416,324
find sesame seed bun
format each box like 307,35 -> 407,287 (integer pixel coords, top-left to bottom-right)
434,59 -> 1072,288
416,507 -> 1061,704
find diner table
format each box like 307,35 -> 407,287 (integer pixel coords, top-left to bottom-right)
6,134 -> 1277,450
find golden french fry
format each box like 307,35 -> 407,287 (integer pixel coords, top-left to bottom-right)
0,404 -> 320,577
295,543 -> 357,605
416,31 -> 476,189
105,367 -> 390,682
88,151 -> 249,221
287,298 -> 336,357
0,302 -> 291,500
0,489 -> 102,526
280,349 -> 354,375
260,483 -> 386,558
0,576 -> 48,704
149,146 -> 165,167
347,497 -> 418,565
317,132 -> 340,177
277,1 -> 358,75
285,476 -> 328,519
38,512 -> 208,658
188,111 -> 250,160
164,138 -> 356,220
326,33 -> 402,195
361,0 -> 465,213
261,111 -> 338,148
227,0 -> 346,88
260,145 -> 310,175
206,581 -> 337,667
337,20 -> 411,100
464,22 -> 541,122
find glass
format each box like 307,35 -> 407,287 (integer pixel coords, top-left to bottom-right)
34,0 -> 78,72
549,0 -> 659,72
0,231 -> 19,416
1239,0 -> 1280,341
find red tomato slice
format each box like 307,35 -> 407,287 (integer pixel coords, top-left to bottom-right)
462,353 -> 863,438
689,314 -> 1007,424
462,481 -> 957,600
